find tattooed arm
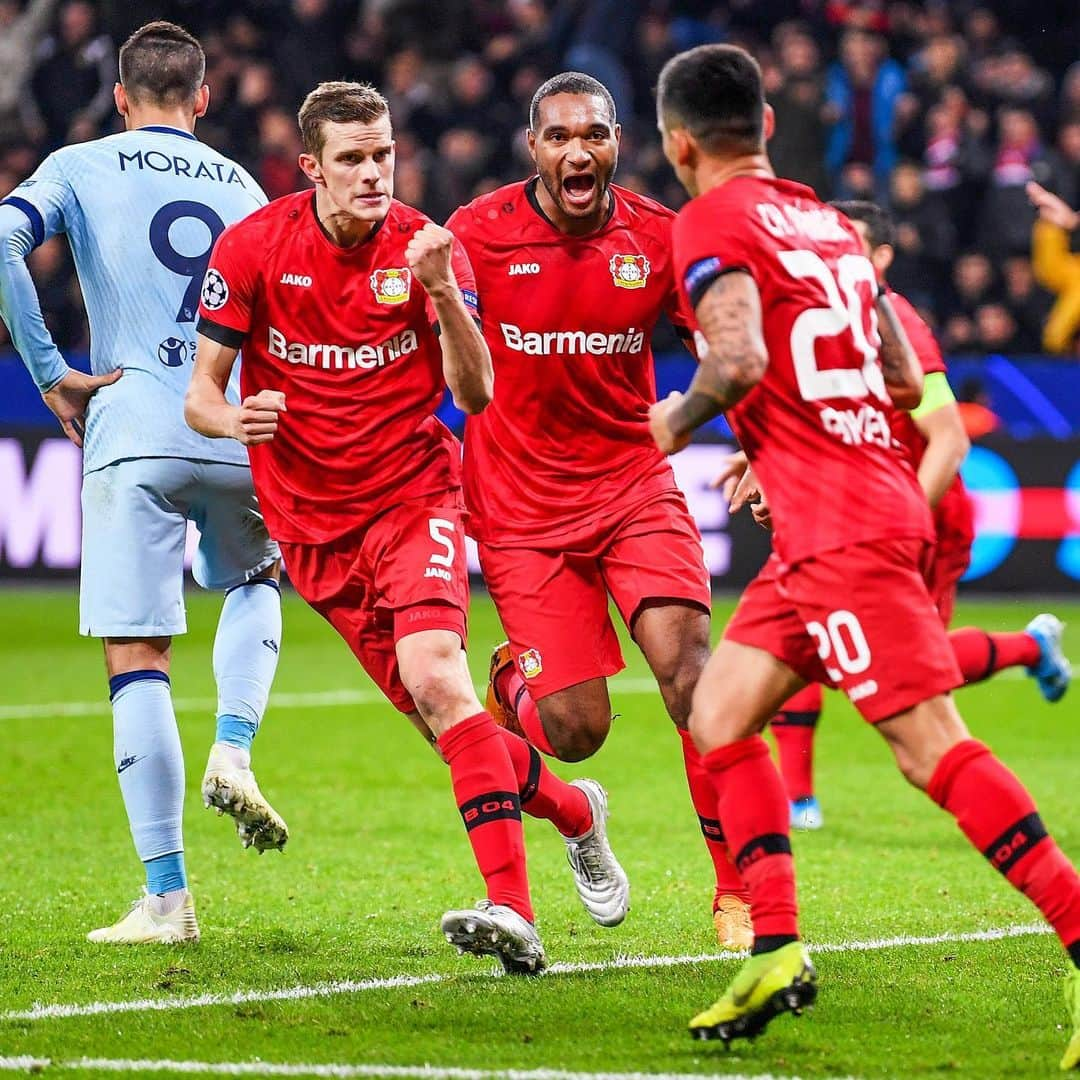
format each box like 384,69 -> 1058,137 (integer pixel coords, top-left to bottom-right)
648,271 -> 767,454
875,290 -> 923,411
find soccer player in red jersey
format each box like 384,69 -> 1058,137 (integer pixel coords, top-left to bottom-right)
650,46 -> 1080,1066
766,201 -> 1070,829
446,71 -> 751,946
184,81 -> 626,974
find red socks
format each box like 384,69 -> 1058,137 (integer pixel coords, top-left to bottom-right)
928,739 -> 1080,953
437,712 -> 534,922
678,729 -> 749,906
496,727 -> 592,837
948,628 -> 1040,685
771,683 -> 822,803
495,664 -> 557,756
702,735 -> 799,943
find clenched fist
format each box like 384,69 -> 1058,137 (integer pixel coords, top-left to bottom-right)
231,389 -> 286,445
405,223 -> 457,295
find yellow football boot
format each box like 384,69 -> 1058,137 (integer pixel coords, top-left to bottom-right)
690,940 -> 816,1045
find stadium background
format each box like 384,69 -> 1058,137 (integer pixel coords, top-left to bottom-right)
1,0 -> 1079,592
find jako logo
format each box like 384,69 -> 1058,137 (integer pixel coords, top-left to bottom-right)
268,325 -> 418,370
508,263 -> 540,275
279,273 -> 312,287
500,322 -> 645,356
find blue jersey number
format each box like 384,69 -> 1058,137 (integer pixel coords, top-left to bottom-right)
149,200 -> 226,323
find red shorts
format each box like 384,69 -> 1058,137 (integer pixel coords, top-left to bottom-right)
478,490 -> 711,698
727,540 -> 962,724
280,493 -> 470,714
926,537 -> 972,627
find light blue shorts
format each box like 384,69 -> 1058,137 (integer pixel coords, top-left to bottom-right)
79,458 -> 280,638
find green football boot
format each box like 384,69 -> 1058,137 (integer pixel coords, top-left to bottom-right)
689,940 -> 817,1046
1062,965 -> 1080,1070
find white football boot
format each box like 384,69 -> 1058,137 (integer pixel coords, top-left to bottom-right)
441,899 -> 547,974
201,744 -> 289,852
563,778 -> 630,927
87,889 -> 199,944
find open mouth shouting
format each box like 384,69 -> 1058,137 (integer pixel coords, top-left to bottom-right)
561,172 -> 597,208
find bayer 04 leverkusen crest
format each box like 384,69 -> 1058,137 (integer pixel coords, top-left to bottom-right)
609,253 -> 650,289
370,267 -> 412,305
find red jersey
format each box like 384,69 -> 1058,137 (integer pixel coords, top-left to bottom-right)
673,175 -> 933,566
198,191 -> 478,544
446,179 -> 693,546
887,289 -> 975,551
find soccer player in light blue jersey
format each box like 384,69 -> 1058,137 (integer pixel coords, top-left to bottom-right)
0,21 -> 287,944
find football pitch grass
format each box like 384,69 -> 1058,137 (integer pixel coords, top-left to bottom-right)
0,588 -> 1078,1080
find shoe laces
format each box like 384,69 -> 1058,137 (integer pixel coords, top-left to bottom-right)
568,830 -> 611,884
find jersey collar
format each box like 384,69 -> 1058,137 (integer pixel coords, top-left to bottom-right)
308,190 -> 387,253
524,175 -> 616,237
137,124 -> 198,141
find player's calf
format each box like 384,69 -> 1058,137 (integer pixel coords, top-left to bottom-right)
404,631 -> 538,940
488,648 -> 613,761
212,575 -> 282,767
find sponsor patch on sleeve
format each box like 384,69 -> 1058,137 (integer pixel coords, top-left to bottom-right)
684,256 -> 723,307
461,287 -> 480,315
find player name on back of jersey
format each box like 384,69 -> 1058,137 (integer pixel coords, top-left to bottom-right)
116,148 -> 250,188
756,200 -> 850,242
267,325 -> 418,371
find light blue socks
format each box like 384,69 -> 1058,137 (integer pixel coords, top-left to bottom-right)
213,578 -> 282,753
109,670 -> 186,893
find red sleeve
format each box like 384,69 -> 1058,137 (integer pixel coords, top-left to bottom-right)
654,212 -> 695,338
196,222 -> 259,347
672,192 -> 756,311
664,281 -> 696,340
425,235 -> 480,326
889,290 -> 945,375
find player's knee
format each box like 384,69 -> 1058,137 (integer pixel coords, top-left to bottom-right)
398,642 -> 475,727
688,687 -> 747,749
407,671 -> 475,729
539,701 -> 610,762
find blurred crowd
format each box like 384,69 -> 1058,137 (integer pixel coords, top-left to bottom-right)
2,0 -> 1080,357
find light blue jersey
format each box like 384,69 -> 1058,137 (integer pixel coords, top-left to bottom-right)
0,125 -> 266,473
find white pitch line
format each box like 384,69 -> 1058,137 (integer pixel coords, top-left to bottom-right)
1,923 -> 1051,1024
0,1059 -> 858,1080
0,666 -> 1039,723
0,680 -> 667,722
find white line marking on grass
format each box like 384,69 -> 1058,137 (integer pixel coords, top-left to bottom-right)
0,1059 -> 859,1080
0,666 -> 1039,722
0,688 -> 387,721
0,680 -> 670,722
1,923 -> 1052,1024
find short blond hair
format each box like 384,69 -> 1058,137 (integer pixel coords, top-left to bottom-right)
298,81 -> 390,159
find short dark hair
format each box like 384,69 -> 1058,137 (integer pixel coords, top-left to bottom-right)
298,81 -> 390,158
656,45 -> 764,155
830,199 -> 896,249
529,71 -> 616,131
118,21 -> 205,107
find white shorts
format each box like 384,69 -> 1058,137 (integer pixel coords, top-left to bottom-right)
79,458 -> 280,638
